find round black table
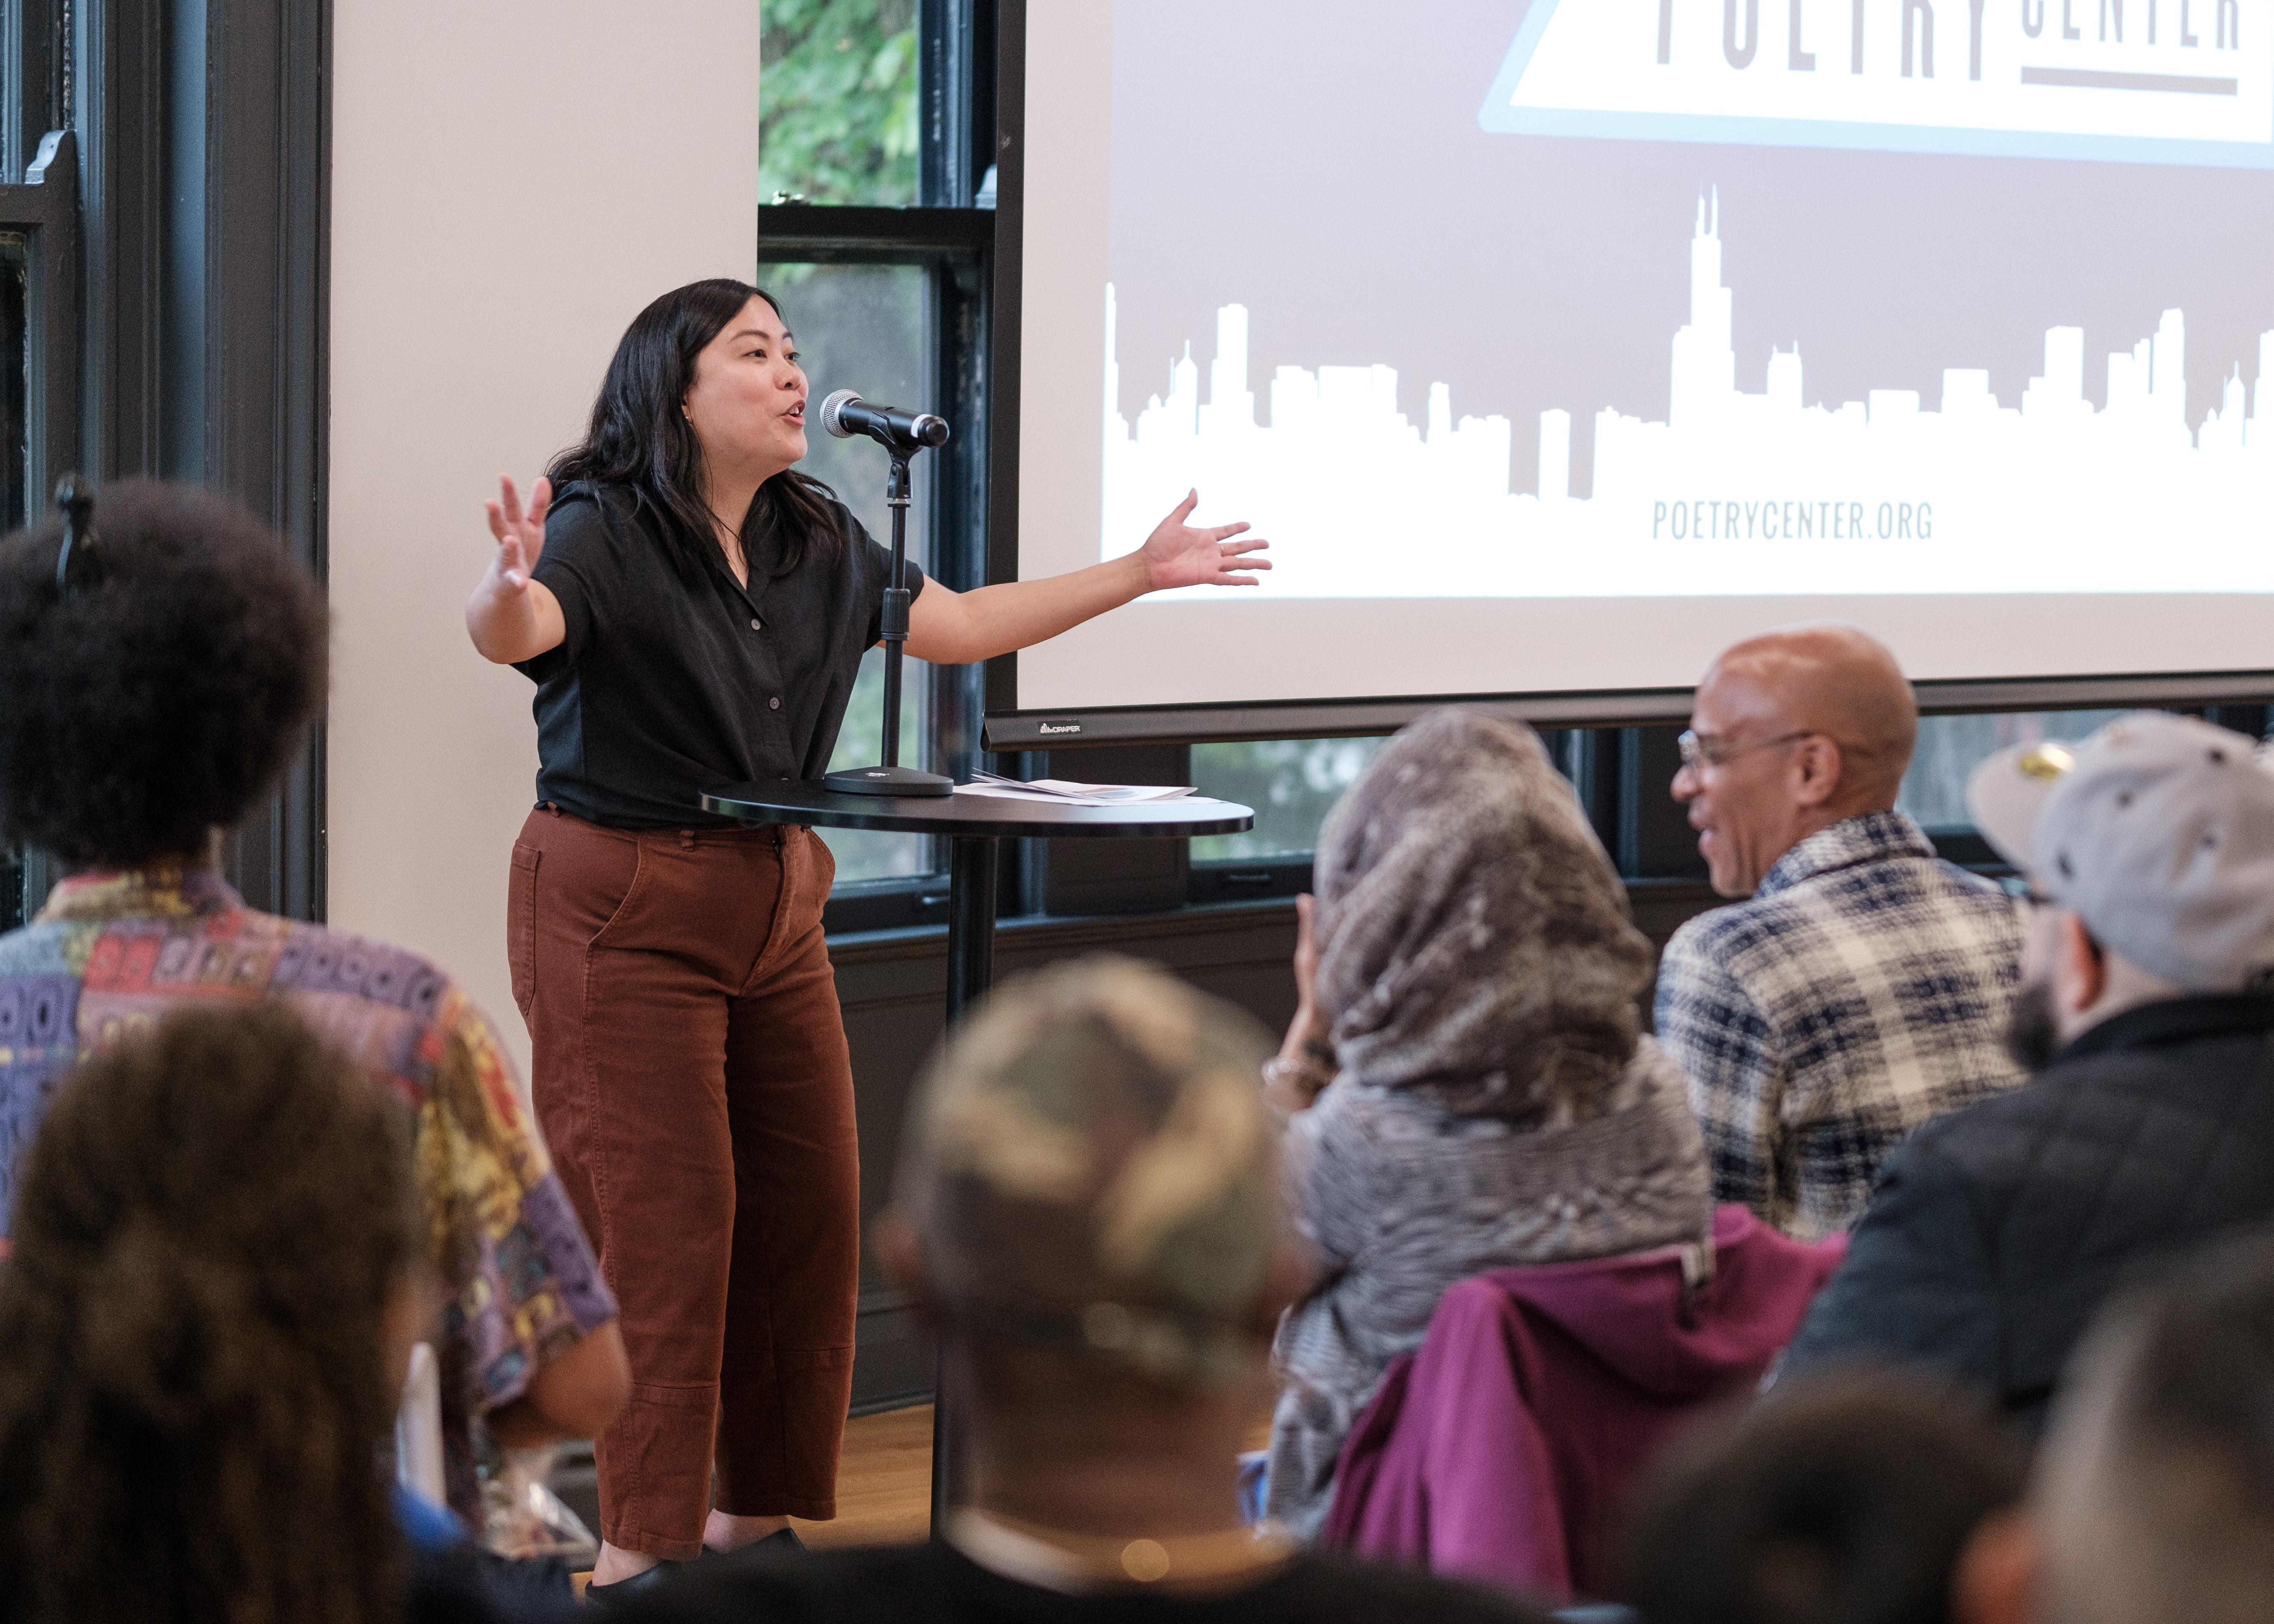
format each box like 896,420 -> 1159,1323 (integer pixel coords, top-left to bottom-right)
700,781 -> 1255,1034
699,780 -> 1255,1526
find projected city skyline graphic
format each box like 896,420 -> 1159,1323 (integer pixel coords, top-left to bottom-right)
1102,193 -> 2274,598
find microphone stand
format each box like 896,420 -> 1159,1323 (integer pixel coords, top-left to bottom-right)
824,449 -> 954,796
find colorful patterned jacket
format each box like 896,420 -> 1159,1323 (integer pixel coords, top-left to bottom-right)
0,870 -> 618,1523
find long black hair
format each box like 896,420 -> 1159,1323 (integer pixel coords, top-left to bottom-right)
549,278 -> 841,580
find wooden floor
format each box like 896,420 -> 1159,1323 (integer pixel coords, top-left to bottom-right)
791,1404 -> 936,1549
572,1402 -> 1282,1596
574,1406 -> 936,1596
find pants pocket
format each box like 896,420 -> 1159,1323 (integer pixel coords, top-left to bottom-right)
509,841 -> 541,1020
586,842 -> 655,950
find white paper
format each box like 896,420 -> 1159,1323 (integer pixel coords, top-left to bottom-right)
1025,779 -> 1195,803
954,781 -> 1219,810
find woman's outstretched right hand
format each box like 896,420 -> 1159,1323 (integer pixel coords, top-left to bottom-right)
466,474 -> 566,664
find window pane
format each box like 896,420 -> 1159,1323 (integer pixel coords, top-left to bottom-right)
1190,737 -> 1389,861
1,232 -> 25,930
757,259 -> 935,882
1194,713 -> 2160,871
0,233 -> 25,533
759,0 -> 918,207
1898,710 -> 2130,832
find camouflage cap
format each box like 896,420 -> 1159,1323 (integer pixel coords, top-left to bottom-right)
893,955 -> 1281,1385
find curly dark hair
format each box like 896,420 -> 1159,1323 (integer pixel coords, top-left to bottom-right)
0,477 -> 328,865
0,1003 -> 418,1624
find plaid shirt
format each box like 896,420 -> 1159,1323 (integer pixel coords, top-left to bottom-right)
1654,811 -> 2026,1242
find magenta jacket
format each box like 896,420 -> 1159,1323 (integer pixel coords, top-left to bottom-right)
1318,1204 -> 1846,1603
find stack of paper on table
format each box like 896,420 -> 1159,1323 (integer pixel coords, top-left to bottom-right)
952,776 -> 1205,809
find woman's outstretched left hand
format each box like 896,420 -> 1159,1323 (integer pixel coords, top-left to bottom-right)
1137,490 -> 1271,590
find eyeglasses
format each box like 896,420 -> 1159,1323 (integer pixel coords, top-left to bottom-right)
52,473 -> 104,601
1676,728 -> 1813,772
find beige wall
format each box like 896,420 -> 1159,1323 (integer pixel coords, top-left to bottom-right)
328,2 -> 762,1075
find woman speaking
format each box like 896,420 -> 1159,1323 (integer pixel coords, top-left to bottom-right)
464,279 -> 1266,1597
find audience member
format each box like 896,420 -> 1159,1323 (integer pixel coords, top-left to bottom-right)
1614,1369 -> 2030,1624
1266,708 -> 1714,1540
1654,624 -> 2025,1240
2033,1228 -> 2274,1624
0,479 -> 626,1523
620,956 -> 1549,1624
1781,712 -> 2274,1421
0,1003 -> 534,1623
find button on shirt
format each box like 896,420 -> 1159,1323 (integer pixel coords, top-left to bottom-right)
516,483 -> 924,827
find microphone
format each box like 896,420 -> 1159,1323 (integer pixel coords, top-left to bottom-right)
819,390 -> 950,453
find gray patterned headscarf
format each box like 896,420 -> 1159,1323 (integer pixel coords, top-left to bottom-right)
1312,707 -> 1652,1121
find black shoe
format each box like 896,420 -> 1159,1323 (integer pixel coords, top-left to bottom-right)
748,1527 -> 805,1559
699,1527 -> 807,1567
583,1559 -> 681,1608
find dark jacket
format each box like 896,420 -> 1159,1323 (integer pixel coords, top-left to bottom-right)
1780,994 -> 2274,1423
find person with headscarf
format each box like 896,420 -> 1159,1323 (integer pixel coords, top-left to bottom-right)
1263,708 -> 1716,1539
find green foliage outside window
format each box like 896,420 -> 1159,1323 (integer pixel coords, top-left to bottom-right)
1190,737 -> 1390,861
759,0 -> 920,207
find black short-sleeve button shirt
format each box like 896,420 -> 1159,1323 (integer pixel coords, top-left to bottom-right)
515,482 -> 924,827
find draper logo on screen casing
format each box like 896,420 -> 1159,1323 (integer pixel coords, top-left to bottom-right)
1481,0 -> 2271,164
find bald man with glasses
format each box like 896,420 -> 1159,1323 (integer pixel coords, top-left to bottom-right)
1652,624 -> 2026,1241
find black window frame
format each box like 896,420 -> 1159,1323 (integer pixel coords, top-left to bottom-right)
765,207 -> 993,936
0,115 -> 77,932
1177,703 -> 2274,910
7,0 -> 329,933
763,0 -> 1002,938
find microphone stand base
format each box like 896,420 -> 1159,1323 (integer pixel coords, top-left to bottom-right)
823,764 -> 955,798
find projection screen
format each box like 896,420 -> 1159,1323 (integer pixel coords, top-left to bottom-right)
992,0 -> 2274,739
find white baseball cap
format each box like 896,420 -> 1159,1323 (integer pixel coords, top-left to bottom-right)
1964,711 -> 2274,994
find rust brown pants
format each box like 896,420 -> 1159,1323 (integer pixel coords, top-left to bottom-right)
511,807 -> 857,1558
